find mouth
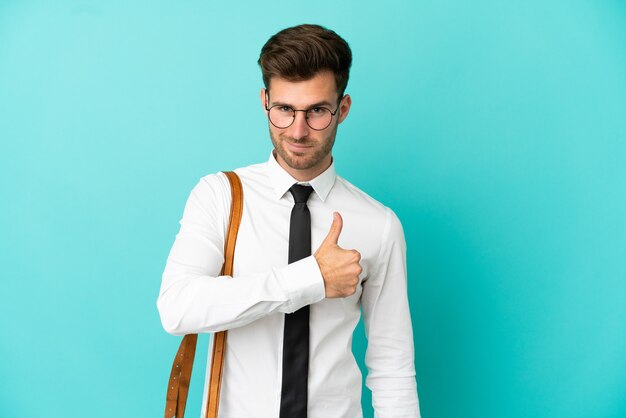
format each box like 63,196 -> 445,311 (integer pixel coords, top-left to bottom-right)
286,142 -> 312,152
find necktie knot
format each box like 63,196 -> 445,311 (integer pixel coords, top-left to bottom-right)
289,184 -> 314,204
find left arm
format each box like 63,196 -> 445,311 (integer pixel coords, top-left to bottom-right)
361,208 -> 420,417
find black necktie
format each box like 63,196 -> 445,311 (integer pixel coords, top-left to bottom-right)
280,184 -> 314,418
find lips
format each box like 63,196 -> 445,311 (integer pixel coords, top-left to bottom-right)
286,142 -> 312,153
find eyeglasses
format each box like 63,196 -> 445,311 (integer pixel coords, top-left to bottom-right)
265,92 -> 342,131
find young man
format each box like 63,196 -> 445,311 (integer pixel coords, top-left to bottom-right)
158,24 -> 420,417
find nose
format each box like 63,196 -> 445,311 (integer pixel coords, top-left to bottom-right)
289,110 -> 310,140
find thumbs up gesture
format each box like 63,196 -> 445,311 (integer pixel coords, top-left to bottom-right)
314,212 -> 363,298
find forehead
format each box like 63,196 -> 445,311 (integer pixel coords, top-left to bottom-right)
268,70 -> 338,106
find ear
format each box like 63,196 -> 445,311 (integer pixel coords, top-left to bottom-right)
337,94 -> 352,124
260,88 -> 268,113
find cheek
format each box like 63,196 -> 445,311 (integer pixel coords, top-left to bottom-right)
268,126 -> 282,142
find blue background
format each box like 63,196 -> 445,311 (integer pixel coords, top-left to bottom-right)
1,1 -> 625,417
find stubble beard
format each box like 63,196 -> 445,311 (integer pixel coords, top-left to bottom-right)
269,123 -> 337,171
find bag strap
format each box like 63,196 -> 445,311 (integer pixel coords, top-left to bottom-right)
206,171 -> 243,417
164,171 -> 244,418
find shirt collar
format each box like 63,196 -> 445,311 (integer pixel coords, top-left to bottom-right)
267,150 -> 336,202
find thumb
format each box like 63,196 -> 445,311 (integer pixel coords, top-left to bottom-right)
322,211 -> 343,246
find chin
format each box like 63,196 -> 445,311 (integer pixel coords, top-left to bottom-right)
284,155 -> 316,170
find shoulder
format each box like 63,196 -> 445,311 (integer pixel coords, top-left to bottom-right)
184,161 -> 265,233
335,176 -> 384,208
190,160 -> 268,214
333,175 -> 406,244
334,176 -> 400,222
196,160 -> 266,196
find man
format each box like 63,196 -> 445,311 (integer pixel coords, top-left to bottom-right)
158,24 -> 420,417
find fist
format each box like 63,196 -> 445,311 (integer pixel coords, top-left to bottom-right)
314,212 -> 362,298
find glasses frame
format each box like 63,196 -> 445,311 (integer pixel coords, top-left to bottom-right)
264,91 -> 343,131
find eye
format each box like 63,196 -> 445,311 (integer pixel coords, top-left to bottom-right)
278,106 -> 292,113
309,107 -> 326,114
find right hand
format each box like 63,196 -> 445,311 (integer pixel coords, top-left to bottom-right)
314,212 -> 362,298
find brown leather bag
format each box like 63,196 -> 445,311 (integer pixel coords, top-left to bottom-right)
164,171 -> 244,418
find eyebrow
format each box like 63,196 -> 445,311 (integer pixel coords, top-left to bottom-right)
270,99 -> 335,108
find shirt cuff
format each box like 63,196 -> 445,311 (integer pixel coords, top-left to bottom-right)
277,255 -> 326,313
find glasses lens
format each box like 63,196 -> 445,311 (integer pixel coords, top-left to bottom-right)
306,108 -> 332,130
268,106 -> 294,128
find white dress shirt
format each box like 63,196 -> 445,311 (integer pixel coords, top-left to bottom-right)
157,151 -> 420,418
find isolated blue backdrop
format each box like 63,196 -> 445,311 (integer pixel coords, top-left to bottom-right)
1,1 -> 625,417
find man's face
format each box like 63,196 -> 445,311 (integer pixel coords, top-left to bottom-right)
261,70 -> 351,181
